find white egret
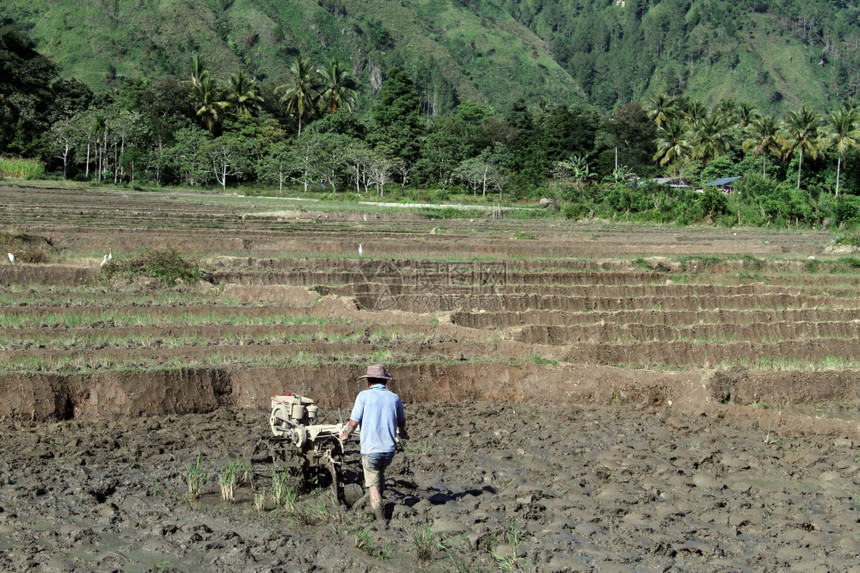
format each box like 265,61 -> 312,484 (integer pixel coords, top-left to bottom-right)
100,254 -> 108,267
7,252 -> 14,264
358,244 -> 363,257
107,251 -> 112,261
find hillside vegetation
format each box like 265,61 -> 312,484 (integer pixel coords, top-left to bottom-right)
2,0 -> 860,115
0,0 -> 578,115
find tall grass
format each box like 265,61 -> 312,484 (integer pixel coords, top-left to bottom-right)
0,157 -> 46,179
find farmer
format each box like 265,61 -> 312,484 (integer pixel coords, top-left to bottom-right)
339,364 -> 407,521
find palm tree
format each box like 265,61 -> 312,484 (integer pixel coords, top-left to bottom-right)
226,71 -> 263,116
192,75 -> 227,132
780,106 -> 821,189
647,93 -> 674,128
672,98 -> 707,123
316,59 -> 358,114
690,113 -> 731,165
821,107 -> 860,196
653,117 -> 691,170
715,98 -> 739,123
190,53 -> 208,88
743,114 -> 780,177
276,57 -> 318,135
842,98 -> 860,116
734,103 -> 759,129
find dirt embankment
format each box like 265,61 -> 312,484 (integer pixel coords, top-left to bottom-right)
3,363 -> 859,441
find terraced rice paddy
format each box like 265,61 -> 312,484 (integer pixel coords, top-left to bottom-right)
0,183 -> 859,571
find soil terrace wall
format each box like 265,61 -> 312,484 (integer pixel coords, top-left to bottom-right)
4,364 -> 859,427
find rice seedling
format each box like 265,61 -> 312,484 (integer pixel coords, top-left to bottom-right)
294,496 -> 337,526
217,463 -> 239,502
271,471 -> 297,513
437,533 -> 474,573
409,521 -> 436,563
489,521 -> 525,572
216,459 -> 249,502
407,442 -> 436,456
352,526 -> 391,559
253,492 -> 266,513
186,455 -> 207,500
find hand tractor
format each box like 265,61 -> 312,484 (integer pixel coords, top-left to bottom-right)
246,394 -> 364,507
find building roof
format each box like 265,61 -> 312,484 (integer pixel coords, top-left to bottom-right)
705,176 -> 741,186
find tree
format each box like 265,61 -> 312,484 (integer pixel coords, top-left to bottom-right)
168,127 -> 210,186
114,78 -> 192,185
734,103 -> 759,129
69,108 -> 101,179
368,152 -> 396,196
316,59 -> 357,115
646,93 -> 674,128
226,71 -> 263,116
192,75 -> 227,133
821,107 -> 860,196
599,102 -> 656,173
690,113 -> 731,166
276,57 -> 318,135
285,130 -> 349,192
371,68 -> 425,170
653,117 -> 690,170
743,114 -> 780,177
539,104 -> 600,164
48,118 -> 78,179
107,108 -> 142,183
681,100 -> 708,123
453,146 -> 508,199
310,132 -> 353,192
0,27 -> 91,156
257,141 -> 291,193
715,99 -> 739,123
414,122 -> 468,188
341,139 -> 374,193
207,134 -> 247,190
780,106 -> 821,189
189,53 -> 208,88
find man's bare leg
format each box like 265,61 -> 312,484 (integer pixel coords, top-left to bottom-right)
369,485 -> 385,520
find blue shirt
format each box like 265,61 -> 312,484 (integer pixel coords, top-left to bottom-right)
349,384 -> 405,455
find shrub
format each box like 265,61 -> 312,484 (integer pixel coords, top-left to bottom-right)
835,232 -> 860,247
834,195 -> 860,227
696,188 -> 729,223
18,246 -> 49,264
562,204 -> 590,220
0,231 -> 52,263
103,249 -> 202,286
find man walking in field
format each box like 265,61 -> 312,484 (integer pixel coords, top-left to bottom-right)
339,364 -> 407,521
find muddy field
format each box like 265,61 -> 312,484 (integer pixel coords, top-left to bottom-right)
1,184 -> 859,572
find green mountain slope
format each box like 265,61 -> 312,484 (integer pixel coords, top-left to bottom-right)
1,0 -> 858,114
509,0 -> 857,114
0,0 -> 580,114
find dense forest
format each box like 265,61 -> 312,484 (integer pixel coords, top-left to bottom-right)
4,0 -> 860,231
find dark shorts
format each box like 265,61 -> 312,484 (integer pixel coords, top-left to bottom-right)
361,451 -> 395,488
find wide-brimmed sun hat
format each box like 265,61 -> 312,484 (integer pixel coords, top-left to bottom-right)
358,364 -> 394,380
